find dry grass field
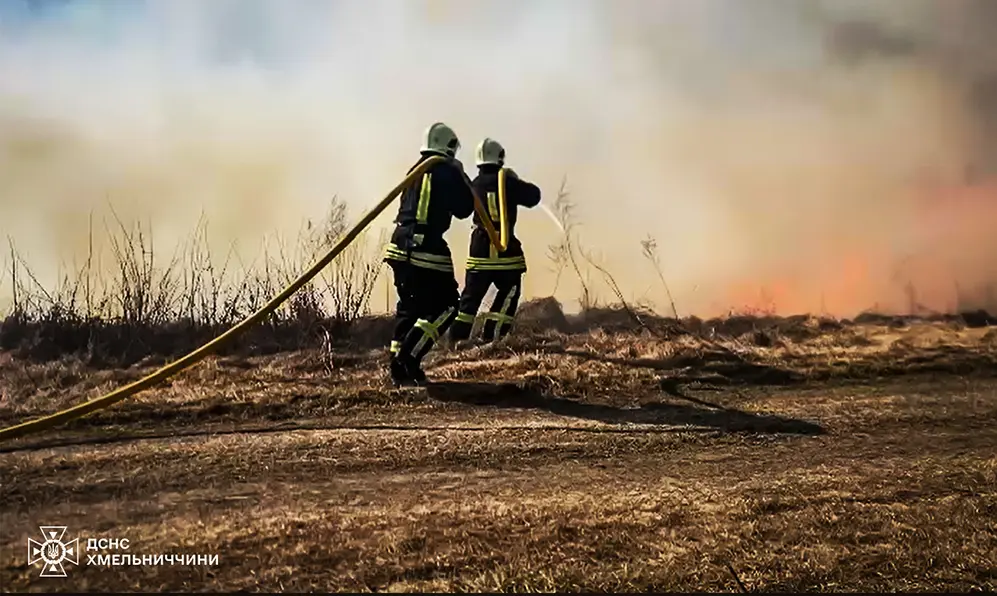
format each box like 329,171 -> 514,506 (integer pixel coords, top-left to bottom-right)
9,1 -> 997,590
2,300 -> 996,592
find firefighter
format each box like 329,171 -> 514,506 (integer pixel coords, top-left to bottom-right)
383,122 -> 475,386
448,137 -> 541,344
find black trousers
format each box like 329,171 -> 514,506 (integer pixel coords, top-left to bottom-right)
388,261 -> 459,365
449,269 -> 524,342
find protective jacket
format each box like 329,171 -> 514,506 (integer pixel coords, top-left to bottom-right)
466,165 -> 541,272
384,152 -> 475,273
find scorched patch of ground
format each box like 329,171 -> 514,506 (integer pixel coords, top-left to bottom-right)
1,318 -> 996,591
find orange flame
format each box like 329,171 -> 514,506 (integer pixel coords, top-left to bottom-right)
719,178 -> 997,317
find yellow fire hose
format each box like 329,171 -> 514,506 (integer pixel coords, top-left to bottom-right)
0,155 -> 508,443
497,167 -> 510,250
472,166 -> 509,252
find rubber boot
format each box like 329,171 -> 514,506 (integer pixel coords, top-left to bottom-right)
403,356 -> 429,386
389,356 -> 416,387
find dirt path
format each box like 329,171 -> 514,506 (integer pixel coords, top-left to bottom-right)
2,369 -> 995,592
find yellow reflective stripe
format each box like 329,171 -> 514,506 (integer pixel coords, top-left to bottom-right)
467,264 -> 524,271
482,312 -> 514,324
385,254 -> 452,272
466,258 -> 526,271
389,340 -> 401,354
487,284 -> 518,339
497,285 -> 517,321
467,266 -> 524,272
433,307 -> 455,327
455,311 -> 476,324
412,307 -> 455,353
487,191 -> 499,221
384,244 -> 409,260
384,243 -> 454,271
416,173 -> 431,224
467,255 -> 522,260
466,256 -> 525,264
386,251 -> 452,265
386,243 -> 451,263
410,258 -> 453,272
485,192 -> 500,260
414,319 -> 440,342
487,192 -> 499,259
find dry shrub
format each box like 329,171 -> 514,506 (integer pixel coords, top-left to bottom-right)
1,198 -> 385,365
514,297 -> 571,334
544,177 -> 593,311
3,182 -> 995,367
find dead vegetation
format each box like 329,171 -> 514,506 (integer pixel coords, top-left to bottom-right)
3,186 -> 996,369
1,198 -> 385,365
1,314 -> 996,592
2,198 -> 997,593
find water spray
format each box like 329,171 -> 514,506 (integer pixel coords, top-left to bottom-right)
540,203 -> 565,235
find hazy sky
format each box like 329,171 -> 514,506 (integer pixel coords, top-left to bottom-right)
2,0 -> 995,317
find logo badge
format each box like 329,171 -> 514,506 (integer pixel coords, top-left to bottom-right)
28,526 -> 79,577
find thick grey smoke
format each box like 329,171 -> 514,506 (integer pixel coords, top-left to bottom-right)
2,0 -> 995,318
811,0 -> 997,166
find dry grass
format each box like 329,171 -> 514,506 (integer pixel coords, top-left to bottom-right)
2,204 -> 997,592
2,199 -> 383,366
1,313 -> 996,592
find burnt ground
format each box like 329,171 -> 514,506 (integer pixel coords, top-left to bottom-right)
1,314 -> 996,592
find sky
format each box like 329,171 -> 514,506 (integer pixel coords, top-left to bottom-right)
2,0 -> 996,318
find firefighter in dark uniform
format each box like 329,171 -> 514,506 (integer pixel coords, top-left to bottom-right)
448,138 -> 541,343
383,122 -> 475,386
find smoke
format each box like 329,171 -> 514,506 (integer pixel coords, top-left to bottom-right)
1,0 -> 996,319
